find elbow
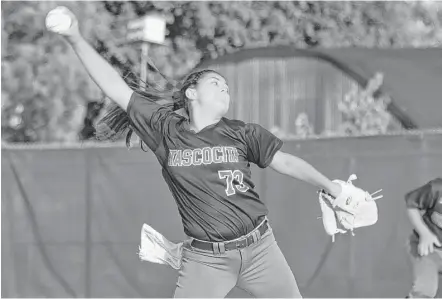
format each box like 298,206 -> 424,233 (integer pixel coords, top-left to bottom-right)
270,151 -> 304,177
277,153 -> 297,176
270,151 -> 290,175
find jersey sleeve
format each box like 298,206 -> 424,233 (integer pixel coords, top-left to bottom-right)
244,123 -> 283,168
127,91 -> 177,152
405,179 -> 442,210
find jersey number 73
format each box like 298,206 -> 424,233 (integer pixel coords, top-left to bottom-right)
218,170 -> 250,196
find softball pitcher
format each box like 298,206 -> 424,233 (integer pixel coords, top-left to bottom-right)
46,7 -> 379,298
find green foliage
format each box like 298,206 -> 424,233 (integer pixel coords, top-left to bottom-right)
337,73 -> 393,135
1,1 -> 105,142
2,1 -> 441,143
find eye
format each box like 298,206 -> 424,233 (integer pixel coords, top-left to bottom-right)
212,81 -> 219,86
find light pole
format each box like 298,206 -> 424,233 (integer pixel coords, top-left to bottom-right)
127,14 -> 166,90
126,14 -> 166,147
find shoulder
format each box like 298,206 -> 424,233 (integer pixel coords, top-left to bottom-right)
220,119 -> 268,139
221,118 -> 266,133
220,117 -> 248,137
429,178 -> 442,192
221,117 -> 247,130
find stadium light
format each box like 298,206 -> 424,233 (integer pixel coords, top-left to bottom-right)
127,14 -> 166,90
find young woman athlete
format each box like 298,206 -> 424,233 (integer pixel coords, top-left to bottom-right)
48,7 -> 343,298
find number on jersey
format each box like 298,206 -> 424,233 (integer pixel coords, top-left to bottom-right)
218,170 -> 249,196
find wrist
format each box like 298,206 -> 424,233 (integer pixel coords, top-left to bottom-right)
65,34 -> 84,47
328,182 -> 342,198
416,225 -> 434,238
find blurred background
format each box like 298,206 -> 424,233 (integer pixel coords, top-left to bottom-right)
2,1 -> 442,298
2,0 -> 442,143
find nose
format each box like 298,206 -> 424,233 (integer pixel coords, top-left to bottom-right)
221,85 -> 229,94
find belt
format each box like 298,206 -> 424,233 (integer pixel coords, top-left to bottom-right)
191,220 -> 269,253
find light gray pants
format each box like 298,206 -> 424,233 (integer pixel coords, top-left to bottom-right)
408,233 -> 442,298
173,225 -> 302,298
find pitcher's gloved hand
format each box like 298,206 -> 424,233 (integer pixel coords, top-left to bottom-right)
318,174 -> 383,241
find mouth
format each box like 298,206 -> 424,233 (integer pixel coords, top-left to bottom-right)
221,93 -> 230,100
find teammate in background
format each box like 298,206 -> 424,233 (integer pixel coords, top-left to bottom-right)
405,178 -> 442,298
48,7 -> 345,298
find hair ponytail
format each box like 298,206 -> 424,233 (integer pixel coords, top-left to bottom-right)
94,55 -> 221,151
94,59 -> 180,150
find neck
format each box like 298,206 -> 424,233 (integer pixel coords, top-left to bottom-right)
188,110 -> 222,133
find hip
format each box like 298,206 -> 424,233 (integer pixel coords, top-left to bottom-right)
184,216 -> 273,256
183,213 -> 268,242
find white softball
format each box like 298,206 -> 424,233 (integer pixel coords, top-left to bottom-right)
45,7 -> 72,33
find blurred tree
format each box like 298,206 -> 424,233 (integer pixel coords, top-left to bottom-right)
1,1 -> 105,143
79,101 -> 105,141
337,73 -> 399,136
2,1 -> 441,143
101,1 -> 442,77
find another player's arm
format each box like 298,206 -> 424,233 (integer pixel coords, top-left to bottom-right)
407,209 -> 432,236
269,151 -> 342,198
405,180 -> 441,256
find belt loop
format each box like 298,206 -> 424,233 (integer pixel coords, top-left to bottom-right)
252,230 -> 258,243
213,242 -> 220,255
185,239 -> 193,248
256,228 -> 262,241
219,242 -> 225,254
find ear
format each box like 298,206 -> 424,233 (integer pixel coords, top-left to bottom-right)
185,87 -> 197,100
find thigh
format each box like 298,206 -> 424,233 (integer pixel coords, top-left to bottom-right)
407,234 -> 439,298
238,229 -> 302,298
174,244 -> 240,298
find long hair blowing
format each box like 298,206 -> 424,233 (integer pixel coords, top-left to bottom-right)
94,56 -> 216,150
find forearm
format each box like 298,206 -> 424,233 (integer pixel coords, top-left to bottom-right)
407,208 -> 433,237
65,35 -> 132,110
274,153 -> 341,197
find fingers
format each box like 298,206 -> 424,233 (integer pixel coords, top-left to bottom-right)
54,6 -> 71,14
418,243 -> 428,256
435,239 -> 442,247
59,6 -> 77,21
429,243 -> 434,254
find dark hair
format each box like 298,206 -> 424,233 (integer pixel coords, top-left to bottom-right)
94,58 -> 221,151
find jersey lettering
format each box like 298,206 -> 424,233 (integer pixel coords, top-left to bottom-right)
202,147 -> 211,165
218,170 -> 250,196
168,146 -> 239,167
181,149 -> 192,167
193,149 -> 202,166
213,146 -> 223,163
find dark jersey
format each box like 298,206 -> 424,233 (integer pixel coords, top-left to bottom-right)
127,92 -> 283,242
405,178 -> 442,243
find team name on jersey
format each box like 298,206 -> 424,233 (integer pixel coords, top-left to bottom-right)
168,146 -> 239,167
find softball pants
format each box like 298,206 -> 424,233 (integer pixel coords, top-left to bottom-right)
407,233 -> 442,298
173,224 -> 302,298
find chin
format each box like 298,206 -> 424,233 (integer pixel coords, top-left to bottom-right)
220,104 -> 229,116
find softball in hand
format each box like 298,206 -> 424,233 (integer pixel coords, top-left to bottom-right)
45,7 -> 73,33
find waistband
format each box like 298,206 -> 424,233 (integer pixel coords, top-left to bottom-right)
190,217 -> 269,254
